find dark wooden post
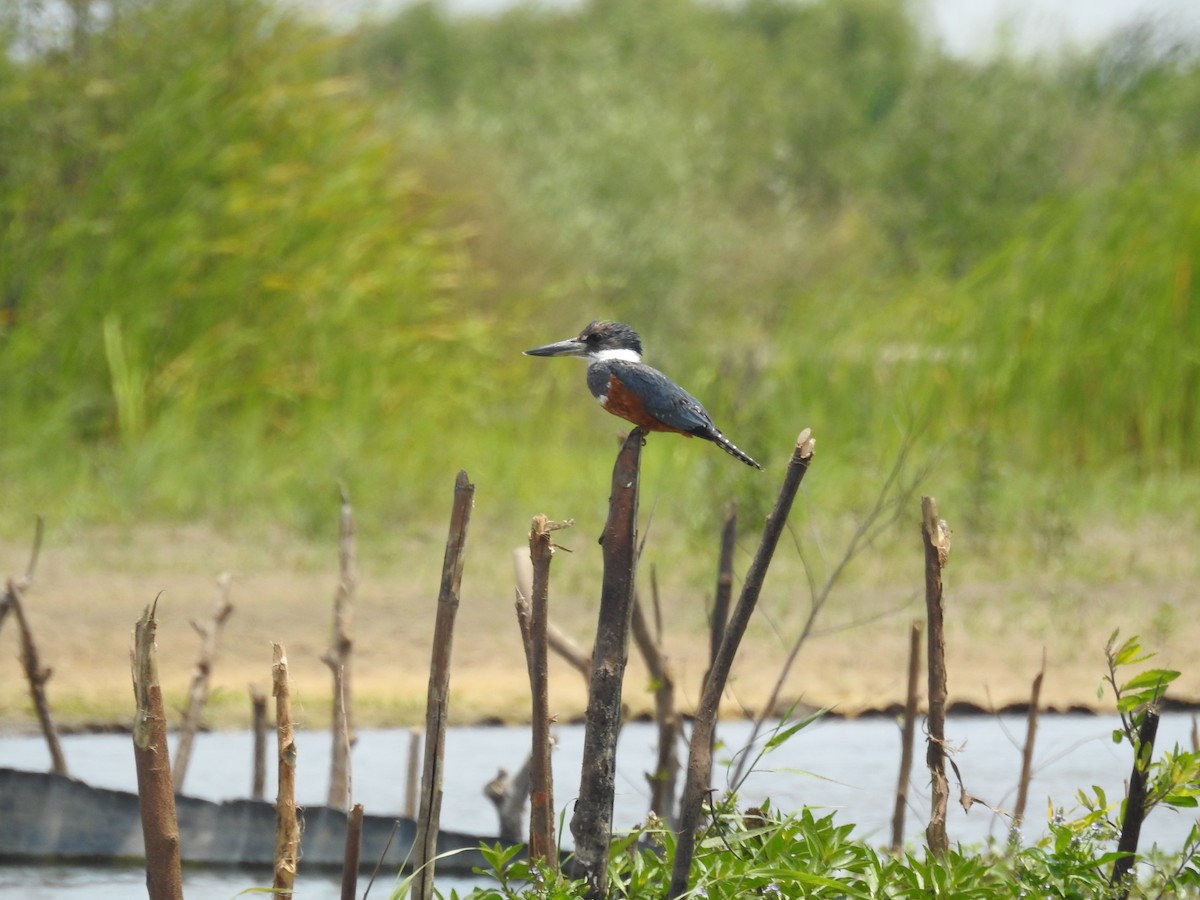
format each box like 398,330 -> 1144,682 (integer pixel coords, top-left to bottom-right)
1111,710 -> 1161,896
569,428 -> 644,898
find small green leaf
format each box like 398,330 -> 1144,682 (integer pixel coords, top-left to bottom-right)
1165,794 -> 1199,808
1138,741 -> 1154,770
1121,667 -> 1180,693
1117,693 -> 1151,713
1112,635 -> 1143,666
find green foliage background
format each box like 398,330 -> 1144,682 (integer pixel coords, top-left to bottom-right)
2,0 -> 1198,539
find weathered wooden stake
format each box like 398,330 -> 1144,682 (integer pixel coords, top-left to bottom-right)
250,684 -> 267,800
131,601 -> 183,900
570,428 -> 644,898
526,514 -> 559,871
173,573 -> 234,792
921,496 -> 952,859
1013,653 -> 1046,830
272,642 -> 300,898
890,619 -> 923,853
668,430 -> 815,900
412,470 -> 475,900
340,802 -> 365,900
323,485 -> 358,810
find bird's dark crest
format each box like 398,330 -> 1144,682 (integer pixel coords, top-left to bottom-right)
577,321 -> 643,356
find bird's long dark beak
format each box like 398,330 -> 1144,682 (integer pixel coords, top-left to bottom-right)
523,337 -> 586,358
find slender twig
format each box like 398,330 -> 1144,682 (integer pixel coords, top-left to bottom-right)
890,620 -> 923,853
668,430 -> 815,900
706,503 -> 737,691
9,579 -> 67,776
4,517 -> 63,775
173,573 -> 234,792
484,759 -> 533,843
729,435 -> 926,786
1013,651 -> 1046,830
0,514 -> 42,634
19,515 -> 44,590
1153,826 -> 1200,900
631,577 -> 680,826
514,548 -> 591,681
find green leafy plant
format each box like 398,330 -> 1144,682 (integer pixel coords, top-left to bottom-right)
457,634 -> 1200,899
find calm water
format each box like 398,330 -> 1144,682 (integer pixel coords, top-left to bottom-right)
2,713 -> 1198,898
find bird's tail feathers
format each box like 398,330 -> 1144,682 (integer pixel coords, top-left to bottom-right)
712,431 -> 763,470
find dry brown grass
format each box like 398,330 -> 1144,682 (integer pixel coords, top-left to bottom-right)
1,514 -> 1197,733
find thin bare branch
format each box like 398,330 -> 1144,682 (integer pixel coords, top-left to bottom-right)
730,432 -> 927,786
669,430 -> 815,900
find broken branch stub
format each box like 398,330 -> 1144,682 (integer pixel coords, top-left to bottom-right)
131,601 -> 183,900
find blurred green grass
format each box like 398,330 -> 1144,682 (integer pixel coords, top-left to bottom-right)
1,0 -> 1198,547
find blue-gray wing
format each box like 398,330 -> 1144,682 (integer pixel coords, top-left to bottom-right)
606,361 -> 717,436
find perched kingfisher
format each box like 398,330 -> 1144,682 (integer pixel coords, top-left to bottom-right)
524,320 -> 763,470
